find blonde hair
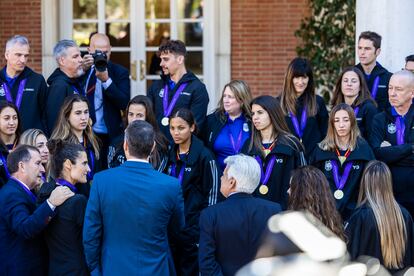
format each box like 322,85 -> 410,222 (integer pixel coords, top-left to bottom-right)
216,80 -> 252,121
358,160 -> 407,269
319,103 -> 360,151
50,95 -> 100,159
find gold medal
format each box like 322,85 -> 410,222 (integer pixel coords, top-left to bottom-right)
259,185 -> 269,195
161,117 -> 169,126
334,189 -> 344,200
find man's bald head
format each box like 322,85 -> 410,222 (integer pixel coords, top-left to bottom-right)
88,33 -> 111,59
391,70 -> 414,87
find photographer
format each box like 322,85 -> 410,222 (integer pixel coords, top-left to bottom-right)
82,33 -> 130,169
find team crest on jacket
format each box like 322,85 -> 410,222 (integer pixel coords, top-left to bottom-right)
387,123 -> 396,134
325,160 -> 332,171
0,85 -> 4,97
159,89 -> 164,97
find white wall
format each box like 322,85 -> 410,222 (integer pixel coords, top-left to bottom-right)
356,0 -> 414,73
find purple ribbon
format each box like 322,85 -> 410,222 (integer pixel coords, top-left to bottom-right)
395,116 -> 405,145
2,78 -> 27,110
171,163 -> 185,184
163,83 -> 188,117
353,106 -> 360,117
56,178 -> 78,193
41,172 -> 46,183
370,76 -> 380,100
0,153 -> 10,179
255,155 -> 276,187
228,128 -> 243,154
331,160 -> 353,190
81,142 -> 95,180
289,106 -> 308,139
11,176 -> 36,202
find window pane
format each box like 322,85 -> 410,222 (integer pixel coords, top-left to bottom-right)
146,23 -> 170,47
146,51 -> 162,75
186,51 -> 202,75
107,22 -> 130,47
105,0 -> 130,20
145,0 -> 170,19
176,0 -> 203,19
73,0 -> 97,19
177,22 -> 202,47
73,23 -> 98,47
110,52 -> 130,73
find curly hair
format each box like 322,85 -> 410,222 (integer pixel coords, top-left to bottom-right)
288,166 -> 345,240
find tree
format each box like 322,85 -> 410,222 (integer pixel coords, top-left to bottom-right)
295,0 -> 356,103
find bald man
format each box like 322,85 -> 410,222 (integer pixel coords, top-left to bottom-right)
369,70 -> 414,216
82,33 -> 130,169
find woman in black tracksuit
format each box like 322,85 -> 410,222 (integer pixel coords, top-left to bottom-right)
203,80 -> 252,172
331,66 -> 378,139
280,57 -> 329,157
310,103 -> 375,221
241,96 -> 305,209
165,108 -> 219,276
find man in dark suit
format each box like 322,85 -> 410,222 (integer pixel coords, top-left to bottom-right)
83,120 -> 185,275
0,145 -> 74,275
199,154 -> 282,276
82,33 -> 130,169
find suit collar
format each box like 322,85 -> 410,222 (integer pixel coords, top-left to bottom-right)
121,160 -> 153,169
226,192 -> 253,200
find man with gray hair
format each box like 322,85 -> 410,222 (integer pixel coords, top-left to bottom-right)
369,70 -> 414,216
199,154 -> 282,276
45,39 -> 85,133
0,35 -> 47,132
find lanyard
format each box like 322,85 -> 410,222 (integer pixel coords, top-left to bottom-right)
2,78 -> 27,109
11,176 -> 36,202
395,116 -> 405,145
370,76 -> 380,100
289,105 -> 307,140
163,83 -> 188,117
255,155 -> 276,187
56,178 -> 78,193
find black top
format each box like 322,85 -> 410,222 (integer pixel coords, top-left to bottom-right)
345,203 -> 414,274
310,138 -> 375,220
46,68 -> 85,134
0,66 -> 48,133
283,94 -> 329,158
165,134 -> 219,242
147,71 -> 209,141
355,63 -> 392,112
37,180 -> 89,276
241,136 -> 304,209
353,99 -> 378,140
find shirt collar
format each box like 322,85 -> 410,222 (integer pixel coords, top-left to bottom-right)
127,158 -> 149,163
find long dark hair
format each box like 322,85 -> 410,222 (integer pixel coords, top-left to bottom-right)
170,108 -> 197,135
331,66 -> 376,108
126,95 -> 168,167
281,57 -> 317,116
250,96 -> 300,157
289,166 -> 345,240
0,100 -> 21,149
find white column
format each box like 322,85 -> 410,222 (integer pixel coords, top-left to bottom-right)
356,0 -> 414,72
41,0 -> 59,79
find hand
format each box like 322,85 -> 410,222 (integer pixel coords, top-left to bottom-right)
48,186 -> 75,207
95,69 -> 109,82
380,140 -> 392,147
82,54 -> 94,71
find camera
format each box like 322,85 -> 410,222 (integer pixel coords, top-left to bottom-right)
92,50 -> 108,72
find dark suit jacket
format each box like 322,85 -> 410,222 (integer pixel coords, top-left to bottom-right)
199,193 -> 282,276
0,178 -> 55,275
83,160 -> 185,275
84,62 -> 130,139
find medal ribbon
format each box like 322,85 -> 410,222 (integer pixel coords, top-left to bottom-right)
0,153 -> 10,179
171,163 -> 185,184
370,76 -> 380,100
331,160 -> 353,191
353,106 -> 360,117
2,79 -> 27,110
163,83 -> 188,117
395,116 -> 405,145
11,176 -> 36,202
56,178 -> 78,193
289,105 -> 308,139
255,155 -> 276,187
228,126 -> 243,154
